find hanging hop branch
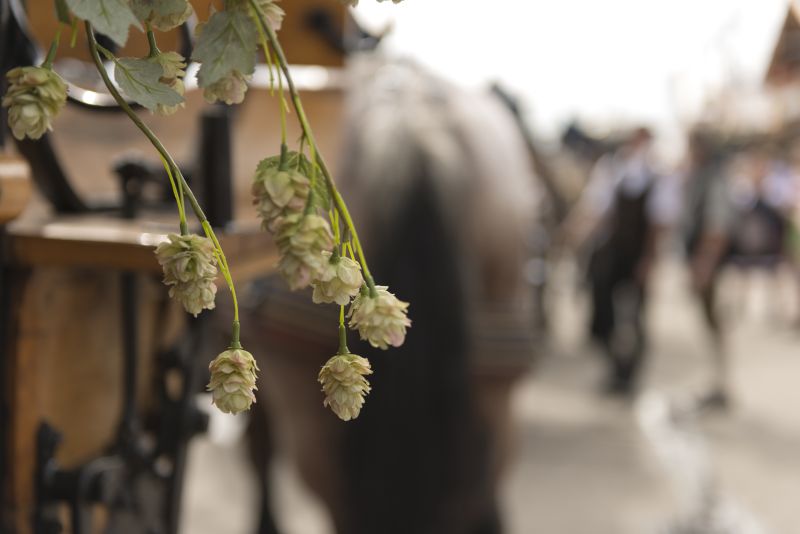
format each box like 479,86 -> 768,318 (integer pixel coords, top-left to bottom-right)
4,0 -> 408,419
2,66 -> 67,140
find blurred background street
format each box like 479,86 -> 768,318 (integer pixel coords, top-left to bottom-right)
182,256 -> 800,534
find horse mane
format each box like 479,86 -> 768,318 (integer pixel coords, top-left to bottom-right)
335,56 -> 539,534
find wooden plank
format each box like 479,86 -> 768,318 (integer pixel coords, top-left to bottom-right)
2,267 -> 35,534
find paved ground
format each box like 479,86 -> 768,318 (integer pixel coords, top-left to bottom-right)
181,258 -> 800,534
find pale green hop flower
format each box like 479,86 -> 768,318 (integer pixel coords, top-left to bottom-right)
169,279 -> 217,316
150,2 -> 193,32
203,70 -> 249,105
2,66 -> 67,140
155,233 -> 218,316
251,162 -> 310,232
275,214 -> 335,290
348,286 -> 411,349
155,233 -> 217,284
318,353 -> 372,421
152,51 -> 187,116
208,348 -> 259,414
312,251 -> 363,305
132,0 -> 193,32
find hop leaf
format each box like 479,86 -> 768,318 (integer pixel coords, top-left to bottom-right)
318,353 -> 372,421
114,57 -> 184,112
66,0 -> 141,47
348,286 -> 411,349
2,66 -> 68,140
192,10 -> 258,89
208,348 -> 259,415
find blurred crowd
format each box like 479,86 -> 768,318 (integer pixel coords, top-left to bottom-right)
561,122 -> 800,406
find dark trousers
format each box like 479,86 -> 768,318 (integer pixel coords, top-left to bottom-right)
589,261 -> 646,391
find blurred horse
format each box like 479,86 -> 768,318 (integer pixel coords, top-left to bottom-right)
241,56 -> 541,534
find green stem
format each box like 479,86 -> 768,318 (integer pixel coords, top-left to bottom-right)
145,25 -> 160,58
249,4 -> 377,295
42,28 -> 61,69
86,21 -> 240,324
159,155 -> 188,234
69,18 -> 79,48
202,221 -> 239,323
86,23 -> 207,225
338,306 -> 348,354
277,60 -> 288,145
230,320 -> 242,349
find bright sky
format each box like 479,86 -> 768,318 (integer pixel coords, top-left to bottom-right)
353,0 -> 790,142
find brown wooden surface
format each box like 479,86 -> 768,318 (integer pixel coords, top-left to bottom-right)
2,217 -> 279,533
28,0 -> 346,67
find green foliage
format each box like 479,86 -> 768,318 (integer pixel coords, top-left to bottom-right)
65,0 -> 140,46
192,10 -> 259,88
305,162 -> 332,212
114,57 -> 184,111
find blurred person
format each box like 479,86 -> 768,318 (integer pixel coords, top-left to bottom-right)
681,128 -> 737,408
241,57 -> 540,534
565,127 -> 679,395
728,142 -> 797,267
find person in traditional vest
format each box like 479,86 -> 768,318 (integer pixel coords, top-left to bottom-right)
568,127 -> 679,395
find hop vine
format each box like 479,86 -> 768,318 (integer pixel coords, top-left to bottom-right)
4,0 -> 408,420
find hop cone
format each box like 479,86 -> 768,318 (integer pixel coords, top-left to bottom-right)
2,66 -> 67,140
348,286 -> 411,349
203,70 -> 248,105
155,233 -> 218,316
169,279 -> 217,316
131,0 -> 193,32
312,251 -> 364,305
252,161 -> 310,232
275,214 -> 334,290
208,348 -> 259,415
155,233 -> 217,283
318,353 -> 372,421
152,51 -> 186,116
150,2 -> 193,32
